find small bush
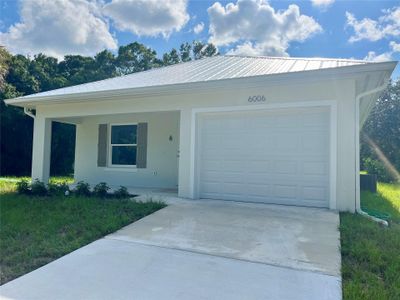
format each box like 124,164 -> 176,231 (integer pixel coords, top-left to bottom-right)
48,182 -> 70,196
114,186 -> 130,199
363,158 -> 393,183
93,182 -> 110,198
16,179 -> 30,195
31,179 -> 47,196
74,181 -> 91,197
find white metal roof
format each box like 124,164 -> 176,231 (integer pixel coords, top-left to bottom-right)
19,55 -> 371,100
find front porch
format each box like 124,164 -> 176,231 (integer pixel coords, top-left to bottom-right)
32,110 -> 182,193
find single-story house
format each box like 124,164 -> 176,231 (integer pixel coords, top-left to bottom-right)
5,55 -> 397,212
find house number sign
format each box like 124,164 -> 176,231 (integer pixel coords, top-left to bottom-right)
248,95 -> 266,103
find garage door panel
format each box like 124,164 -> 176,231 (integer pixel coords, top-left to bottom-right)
276,135 -> 300,152
303,161 -> 328,175
247,161 -> 273,173
246,184 -> 273,196
221,172 -> 244,183
302,186 -> 327,201
222,160 -> 245,172
301,134 -> 329,152
274,185 -> 298,199
274,161 -> 298,174
198,108 -> 330,208
201,160 -> 221,171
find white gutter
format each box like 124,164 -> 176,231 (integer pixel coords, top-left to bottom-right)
24,107 -> 36,119
355,78 -> 389,226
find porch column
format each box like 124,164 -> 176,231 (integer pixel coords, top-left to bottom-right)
31,116 -> 52,183
178,108 -> 195,199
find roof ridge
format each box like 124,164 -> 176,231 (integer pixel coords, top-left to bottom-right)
221,54 -> 368,63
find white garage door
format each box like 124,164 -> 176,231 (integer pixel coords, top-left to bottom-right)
197,107 -> 331,208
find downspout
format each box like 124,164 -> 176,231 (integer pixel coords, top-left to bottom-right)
355,79 -> 389,226
24,107 -> 36,119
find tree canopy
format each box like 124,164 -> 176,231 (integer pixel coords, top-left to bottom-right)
361,80 -> 400,182
0,41 -> 218,176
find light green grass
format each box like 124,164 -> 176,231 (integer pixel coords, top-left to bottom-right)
0,179 -> 165,285
341,182 -> 400,300
361,183 -> 400,222
0,176 -> 74,184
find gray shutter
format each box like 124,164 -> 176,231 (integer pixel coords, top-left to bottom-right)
136,123 -> 148,168
97,124 -> 108,167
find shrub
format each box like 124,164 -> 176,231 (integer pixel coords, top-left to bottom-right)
114,186 -> 130,199
93,182 -> 110,198
16,179 -> 30,195
363,158 -> 393,183
48,182 -> 70,196
31,179 -> 47,196
74,181 -> 91,197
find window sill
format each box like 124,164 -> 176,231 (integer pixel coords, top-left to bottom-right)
102,167 -> 138,173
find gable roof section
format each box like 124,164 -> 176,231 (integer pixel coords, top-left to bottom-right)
13,55 -> 370,99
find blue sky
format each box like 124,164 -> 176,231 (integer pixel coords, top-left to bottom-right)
1,0 -> 399,78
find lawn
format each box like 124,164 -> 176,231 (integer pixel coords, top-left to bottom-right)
341,182 -> 400,300
0,178 -> 166,285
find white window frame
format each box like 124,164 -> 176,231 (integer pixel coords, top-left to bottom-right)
109,123 -> 138,168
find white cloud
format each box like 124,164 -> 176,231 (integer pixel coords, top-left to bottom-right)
207,0 -> 322,56
193,22 -> 205,34
346,6 -> 400,42
103,0 -> 189,38
0,0 -> 117,59
364,51 -> 393,62
311,0 -> 335,10
364,41 -> 400,62
390,41 -> 400,52
227,40 -> 288,57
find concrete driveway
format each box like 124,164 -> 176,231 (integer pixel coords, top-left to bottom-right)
0,199 -> 341,300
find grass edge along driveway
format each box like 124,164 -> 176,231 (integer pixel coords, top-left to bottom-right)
0,179 -> 166,285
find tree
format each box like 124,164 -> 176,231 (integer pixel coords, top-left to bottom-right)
0,47 -> 12,90
93,50 -> 117,81
163,48 -> 180,66
116,42 -> 161,75
30,54 -> 67,91
179,42 -> 192,62
361,80 -> 400,182
193,41 -> 218,60
0,40 -> 219,176
58,55 -> 96,85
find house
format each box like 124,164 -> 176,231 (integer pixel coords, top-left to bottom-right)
5,55 -> 397,212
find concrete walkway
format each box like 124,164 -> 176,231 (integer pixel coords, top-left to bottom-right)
0,199 -> 342,300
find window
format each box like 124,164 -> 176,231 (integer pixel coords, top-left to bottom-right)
110,124 -> 137,166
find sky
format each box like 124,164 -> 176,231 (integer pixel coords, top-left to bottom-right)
0,0 -> 399,78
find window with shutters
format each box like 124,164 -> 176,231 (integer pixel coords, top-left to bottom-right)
109,124 -> 137,167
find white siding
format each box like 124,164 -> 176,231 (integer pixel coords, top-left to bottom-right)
74,111 -> 180,189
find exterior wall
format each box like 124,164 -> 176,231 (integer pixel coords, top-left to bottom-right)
74,111 -> 180,189
38,77 -> 357,211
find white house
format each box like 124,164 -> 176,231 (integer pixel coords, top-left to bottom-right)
5,55 -> 397,212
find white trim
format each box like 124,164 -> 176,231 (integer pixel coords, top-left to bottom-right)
108,123 -> 138,168
329,102 -> 338,210
189,100 -> 338,209
355,95 -> 361,211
